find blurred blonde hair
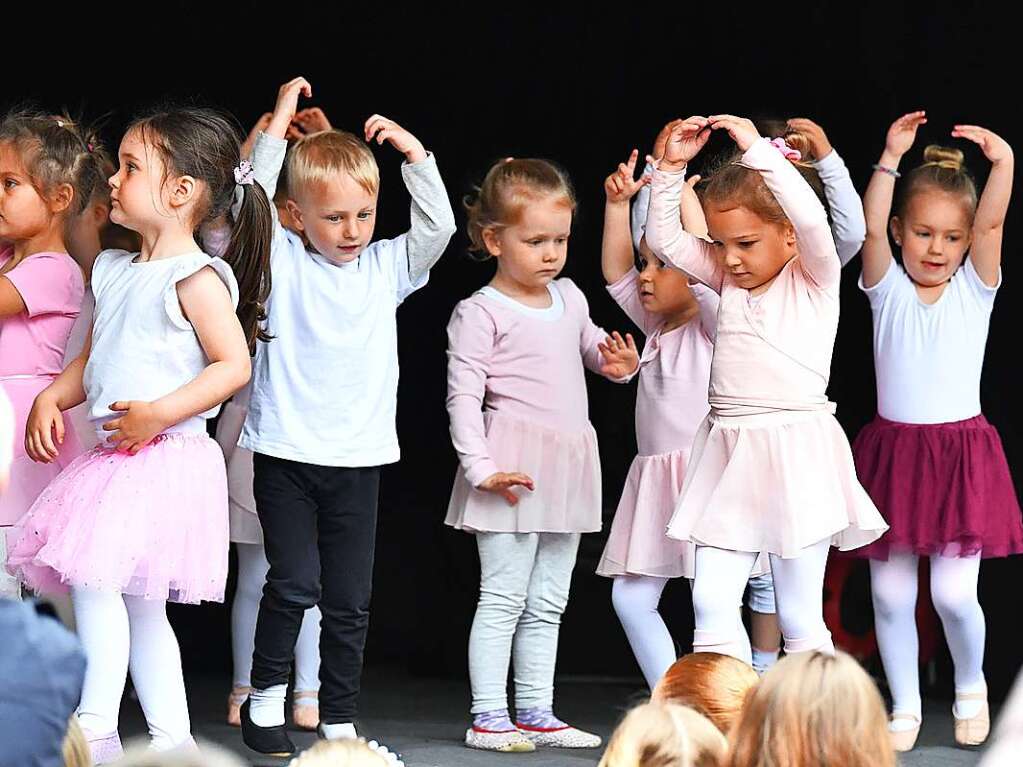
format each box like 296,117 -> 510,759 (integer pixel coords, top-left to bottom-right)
599,701 -> 727,767
725,651 -> 895,767
115,739 -> 244,767
652,653 -> 760,735
62,716 -> 91,767
288,739 -> 391,766
287,130 -> 379,198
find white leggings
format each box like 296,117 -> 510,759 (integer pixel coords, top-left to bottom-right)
871,553 -> 986,717
691,539 -> 834,663
73,587 -> 191,750
232,542 -> 321,692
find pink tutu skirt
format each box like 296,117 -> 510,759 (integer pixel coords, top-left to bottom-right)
597,448 -> 695,578
6,431 -> 229,604
214,400 -> 262,545
851,414 -> 1023,560
445,412 -> 601,534
0,376 -> 82,527
666,409 -> 888,557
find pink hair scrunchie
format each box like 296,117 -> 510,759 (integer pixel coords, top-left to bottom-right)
769,137 -> 802,162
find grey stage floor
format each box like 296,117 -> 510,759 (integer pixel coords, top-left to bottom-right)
115,670 -> 989,767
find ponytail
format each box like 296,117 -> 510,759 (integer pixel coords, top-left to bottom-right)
223,180 -> 274,353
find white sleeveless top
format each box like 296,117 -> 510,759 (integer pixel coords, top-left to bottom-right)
84,249 -> 239,440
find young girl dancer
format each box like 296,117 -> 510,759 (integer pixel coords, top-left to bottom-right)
7,107 -> 272,761
645,115 -> 886,666
446,157 -> 640,752
853,111 -> 1020,751
0,112 -> 103,598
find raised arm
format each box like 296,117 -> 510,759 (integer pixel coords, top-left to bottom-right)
954,125 -> 1013,287
862,112 -> 927,288
365,114 -> 457,284
602,149 -> 649,283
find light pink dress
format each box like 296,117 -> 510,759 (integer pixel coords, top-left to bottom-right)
0,248 -> 84,526
645,138 -> 887,557
444,278 -> 619,534
596,269 -> 716,578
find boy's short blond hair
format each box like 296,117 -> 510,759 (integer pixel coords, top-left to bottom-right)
287,130 -> 379,199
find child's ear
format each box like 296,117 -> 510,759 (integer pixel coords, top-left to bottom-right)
169,175 -> 197,209
50,182 -> 75,215
285,199 -> 305,232
481,226 -> 502,257
889,216 -> 903,246
784,223 -> 797,248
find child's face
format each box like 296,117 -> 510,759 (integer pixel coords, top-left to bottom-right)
637,238 -> 698,319
287,174 -> 378,263
705,204 -> 797,291
0,142 -> 54,242
891,190 -> 972,288
108,130 -> 181,234
485,195 -> 572,291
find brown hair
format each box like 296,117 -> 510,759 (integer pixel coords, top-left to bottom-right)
725,651 -> 896,767
128,107 -> 273,352
599,702 -> 727,767
464,157 -> 576,258
895,145 -> 977,222
0,109 -> 109,218
698,144 -> 826,230
652,653 -> 760,735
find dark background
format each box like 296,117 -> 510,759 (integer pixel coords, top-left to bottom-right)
8,2 -> 1020,700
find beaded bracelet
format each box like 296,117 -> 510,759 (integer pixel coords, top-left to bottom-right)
872,163 -> 901,178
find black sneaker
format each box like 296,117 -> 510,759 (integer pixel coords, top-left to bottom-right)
240,699 -> 295,757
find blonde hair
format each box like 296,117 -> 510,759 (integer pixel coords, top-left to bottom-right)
115,739 -> 244,767
62,716 -> 91,767
725,651 -> 896,767
896,145 -> 978,223
287,739 -> 391,767
464,157 -> 576,258
599,701 -> 727,767
652,653 -> 760,735
287,130 -> 379,198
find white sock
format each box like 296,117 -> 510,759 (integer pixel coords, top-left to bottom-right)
249,684 -> 287,727
751,647 -> 779,675
953,680 -> 987,720
320,722 -> 358,740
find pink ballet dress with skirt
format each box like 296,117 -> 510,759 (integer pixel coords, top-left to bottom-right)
6,249 -> 239,604
444,279 -> 623,534
850,259 -> 1023,560
595,269 -> 716,578
0,249 -> 84,528
214,381 -> 263,545
645,138 -> 888,558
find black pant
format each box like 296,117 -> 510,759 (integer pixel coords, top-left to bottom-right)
250,453 -> 380,723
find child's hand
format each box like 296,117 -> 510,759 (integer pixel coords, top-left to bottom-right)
653,119 -> 685,162
655,117 -> 711,172
884,111 -> 927,159
605,149 -> 650,204
294,107 -> 332,135
365,115 -> 427,164
786,117 -> 833,160
708,115 -> 761,152
478,472 -> 535,506
102,400 -> 171,455
242,112 -> 273,158
24,393 -> 64,463
952,125 -> 1013,165
599,331 -> 639,378
267,77 -> 313,140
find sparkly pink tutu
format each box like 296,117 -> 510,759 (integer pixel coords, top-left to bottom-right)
6,431 -> 229,604
0,376 -> 82,527
445,412 -> 601,534
597,448 -> 695,578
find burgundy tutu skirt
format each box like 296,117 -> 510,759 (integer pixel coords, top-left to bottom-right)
851,414 -> 1023,560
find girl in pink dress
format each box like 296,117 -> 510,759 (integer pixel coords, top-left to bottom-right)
0,112 -> 106,598
644,116 -> 887,666
6,107 -> 272,761
445,158 -> 639,753
852,112 -> 1019,751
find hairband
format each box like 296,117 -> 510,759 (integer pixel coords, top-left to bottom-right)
922,160 -> 962,171
768,137 -> 802,162
234,160 -> 255,186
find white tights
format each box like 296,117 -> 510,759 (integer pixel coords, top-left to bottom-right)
871,552 -> 986,722
72,587 -> 191,750
611,576 -> 674,690
232,542 -> 321,693
691,539 -> 834,663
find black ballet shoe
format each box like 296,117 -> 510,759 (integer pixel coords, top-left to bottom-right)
240,699 -> 295,757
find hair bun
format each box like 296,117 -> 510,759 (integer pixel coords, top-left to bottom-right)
782,131 -> 813,162
922,145 -> 965,172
